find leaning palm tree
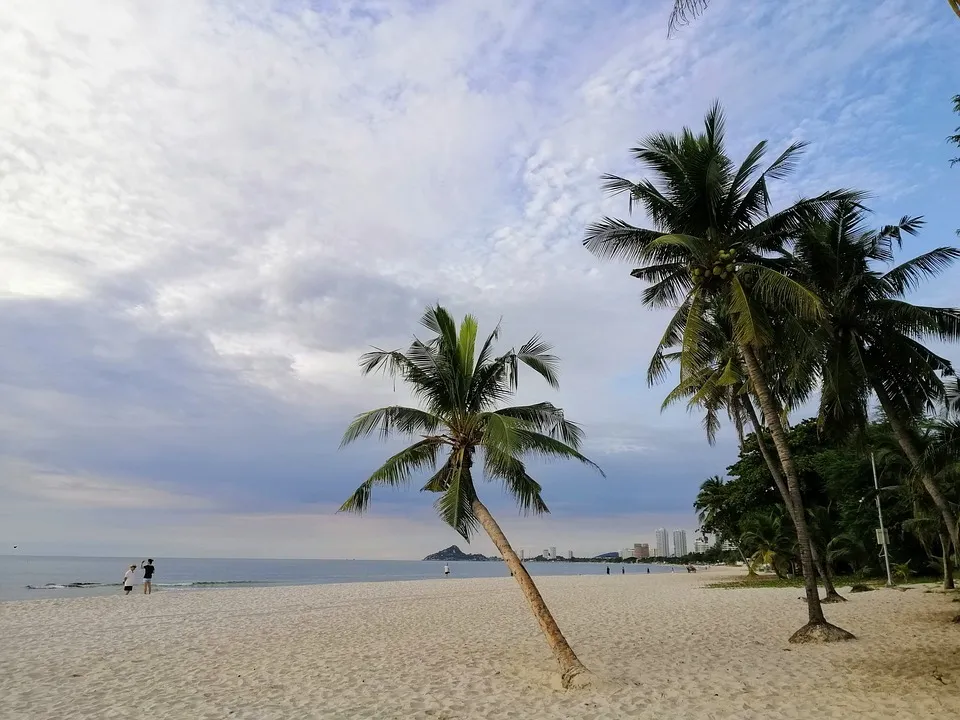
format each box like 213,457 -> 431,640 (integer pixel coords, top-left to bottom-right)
339,305 -> 602,688
791,201 -> 960,556
584,102 -> 854,641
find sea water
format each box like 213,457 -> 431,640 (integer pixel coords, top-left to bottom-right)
0,555 -> 678,601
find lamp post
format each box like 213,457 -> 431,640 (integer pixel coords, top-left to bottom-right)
871,452 -> 894,587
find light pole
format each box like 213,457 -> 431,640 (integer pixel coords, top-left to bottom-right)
871,452 -> 894,587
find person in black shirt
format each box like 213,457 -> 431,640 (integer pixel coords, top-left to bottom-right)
141,559 -> 155,595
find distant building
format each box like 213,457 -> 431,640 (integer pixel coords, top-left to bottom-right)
633,543 -> 650,559
543,548 -> 551,560
549,547 -> 557,561
655,528 -> 671,558
693,539 -> 711,554
520,549 -> 525,561
721,540 -> 737,552
672,530 -> 688,557
620,547 -> 633,559
566,550 -> 574,560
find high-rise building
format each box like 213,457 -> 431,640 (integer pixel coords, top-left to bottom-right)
672,530 -> 688,557
543,548 -> 551,560
549,547 -> 557,561
694,536 -> 714,554
620,547 -> 633,559
566,550 -> 574,560
633,543 -> 650,559
655,528 -> 670,558
520,549 -> 525,561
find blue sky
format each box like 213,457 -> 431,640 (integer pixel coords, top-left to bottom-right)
0,0 -> 957,559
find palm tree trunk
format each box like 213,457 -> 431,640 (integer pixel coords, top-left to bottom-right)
742,398 -> 844,602
734,542 -> 755,575
471,497 -> 589,688
940,532 -> 955,591
740,346 -> 854,642
874,385 -> 960,560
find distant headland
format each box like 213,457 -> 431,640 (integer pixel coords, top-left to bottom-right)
422,545 -> 498,562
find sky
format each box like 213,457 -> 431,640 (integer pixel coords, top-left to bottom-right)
0,0 -> 957,560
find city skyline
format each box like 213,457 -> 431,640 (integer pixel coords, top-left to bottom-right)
517,527 -> 704,561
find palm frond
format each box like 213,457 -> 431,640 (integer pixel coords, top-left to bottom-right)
516,335 -> 560,389
738,263 -> 824,321
482,449 -> 549,516
434,458 -> 479,540
514,429 -> 605,475
881,247 -> 960,296
583,217 -> 663,263
340,406 -> 445,446
339,439 -> 442,513
667,0 -> 711,35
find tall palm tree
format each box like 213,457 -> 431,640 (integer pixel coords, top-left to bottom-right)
792,201 -> 960,556
662,307 -> 845,599
339,305 -> 602,688
584,102 -> 854,641
668,0 -> 960,34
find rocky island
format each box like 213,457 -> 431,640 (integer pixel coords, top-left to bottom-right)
422,545 -> 497,562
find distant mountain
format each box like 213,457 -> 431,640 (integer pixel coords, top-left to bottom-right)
422,545 -> 495,561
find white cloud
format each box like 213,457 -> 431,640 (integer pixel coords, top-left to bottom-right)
0,0 -> 953,555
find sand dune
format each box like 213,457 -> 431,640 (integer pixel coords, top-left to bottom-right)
1,571 -> 957,719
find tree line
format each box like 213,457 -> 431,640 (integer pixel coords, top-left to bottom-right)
695,416 -> 958,589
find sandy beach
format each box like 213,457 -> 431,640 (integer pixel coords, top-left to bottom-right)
1,571 -> 957,719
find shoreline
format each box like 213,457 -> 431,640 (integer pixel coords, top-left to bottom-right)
2,572 -> 956,719
1,563 -> 737,606
0,556 -> 712,603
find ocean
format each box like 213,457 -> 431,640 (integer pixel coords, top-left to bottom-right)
0,555 -> 678,602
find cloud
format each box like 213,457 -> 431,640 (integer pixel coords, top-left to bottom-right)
0,458 -> 210,510
0,0 -> 955,557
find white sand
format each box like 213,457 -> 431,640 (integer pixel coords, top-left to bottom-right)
1,571 -> 957,719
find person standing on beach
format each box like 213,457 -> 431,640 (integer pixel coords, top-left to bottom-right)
621,566 -> 625,575
123,565 -> 137,595
443,564 -> 450,576
141,559 -> 155,594
606,566 -> 610,575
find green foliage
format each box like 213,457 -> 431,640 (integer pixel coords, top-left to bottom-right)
694,417 -> 958,581
340,305 -> 602,540
893,561 -> 913,584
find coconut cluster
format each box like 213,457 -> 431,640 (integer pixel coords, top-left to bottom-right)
691,248 -> 738,286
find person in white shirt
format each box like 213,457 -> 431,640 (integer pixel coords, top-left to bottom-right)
123,565 -> 137,595
443,564 -> 450,576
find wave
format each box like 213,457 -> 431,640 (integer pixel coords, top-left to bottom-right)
25,580 -> 269,591
26,582 -> 118,590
